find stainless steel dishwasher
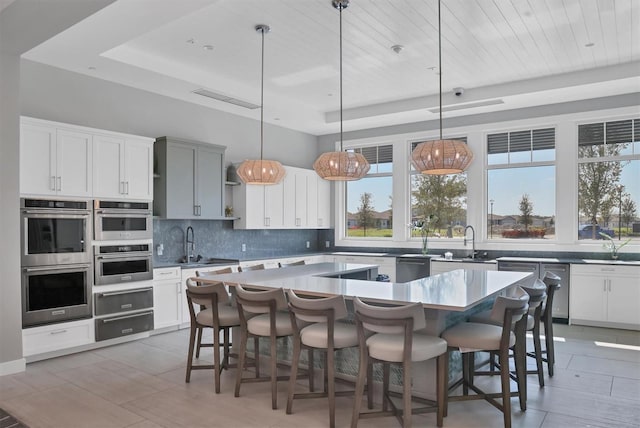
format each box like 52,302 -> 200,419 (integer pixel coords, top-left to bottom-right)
396,256 -> 431,282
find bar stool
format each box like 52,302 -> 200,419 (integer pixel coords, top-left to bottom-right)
184,277 -> 240,393
238,264 -> 265,272
351,297 -> 447,428
279,260 -> 306,268
539,271 -> 562,377
441,287 -> 529,428
286,290 -> 358,428
194,267 -> 234,359
234,284 -> 293,409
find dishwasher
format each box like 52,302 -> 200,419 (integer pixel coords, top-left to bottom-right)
396,256 -> 431,282
497,261 -> 569,323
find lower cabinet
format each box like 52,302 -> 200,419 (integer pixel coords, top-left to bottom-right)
95,311 -> 154,342
570,264 -> 640,330
22,318 -> 95,357
153,267 -> 182,329
430,260 -> 497,276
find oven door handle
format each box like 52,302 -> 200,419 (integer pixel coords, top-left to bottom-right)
24,264 -> 91,272
100,311 -> 153,323
96,254 -> 152,260
98,288 -> 153,297
95,210 -> 152,216
22,210 -> 90,217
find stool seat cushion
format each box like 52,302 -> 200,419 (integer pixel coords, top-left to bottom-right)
441,322 -> 515,351
300,321 -> 358,349
247,311 -> 293,337
470,310 -> 535,331
196,304 -> 241,327
366,332 -> 447,363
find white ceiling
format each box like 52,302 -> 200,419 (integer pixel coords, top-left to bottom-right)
22,0 -> 640,136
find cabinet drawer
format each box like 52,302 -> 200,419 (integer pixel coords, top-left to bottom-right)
154,267 -> 180,280
23,319 -> 94,356
95,310 -> 154,341
572,264 -> 638,277
94,287 -> 153,316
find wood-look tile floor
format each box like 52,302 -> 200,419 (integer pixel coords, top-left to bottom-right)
1,324 -> 638,428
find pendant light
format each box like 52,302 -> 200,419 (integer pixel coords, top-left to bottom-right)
237,24 -> 286,185
313,0 -> 370,181
410,0 -> 473,175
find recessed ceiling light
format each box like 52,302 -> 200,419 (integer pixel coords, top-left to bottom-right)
203,45 -> 214,51
186,38 -> 196,44
391,44 -> 404,54
274,118 -> 280,121
585,42 -> 595,47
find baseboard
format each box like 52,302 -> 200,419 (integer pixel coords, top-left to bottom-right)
0,357 -> 26,376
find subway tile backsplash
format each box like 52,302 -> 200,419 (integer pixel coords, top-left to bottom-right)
153,219 -> 330,263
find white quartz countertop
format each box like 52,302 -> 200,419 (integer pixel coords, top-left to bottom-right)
195,262 -> 532,312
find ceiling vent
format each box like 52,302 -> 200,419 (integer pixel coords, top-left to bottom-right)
429,98 -> 504,114
192,88 -> 260,109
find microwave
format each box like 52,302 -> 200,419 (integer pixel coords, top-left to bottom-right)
94,200 -> 152,241
20,198 -> 92,267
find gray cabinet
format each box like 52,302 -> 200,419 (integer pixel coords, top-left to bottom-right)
154,137 -> 226,219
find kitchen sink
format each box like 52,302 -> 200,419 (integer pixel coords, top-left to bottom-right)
175,257 -> 239,267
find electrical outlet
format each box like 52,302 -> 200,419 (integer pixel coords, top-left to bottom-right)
306,241 -> 310,248
241,243 -> 246,252
325,241 -> 330,248
156,244 -> 164,256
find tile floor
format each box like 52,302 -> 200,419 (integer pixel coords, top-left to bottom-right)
1,324 -> 639,428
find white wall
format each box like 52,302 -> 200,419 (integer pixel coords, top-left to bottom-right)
20,60 -> 319,169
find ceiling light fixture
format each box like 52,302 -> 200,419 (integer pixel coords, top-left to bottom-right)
313,0 -> 370,181
410,0 -> 473,175
236,24 -> 285,185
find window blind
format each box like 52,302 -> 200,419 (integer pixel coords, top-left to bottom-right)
578,119 -> 636,146
487,127 -> 555,154
353,144 -> 393,164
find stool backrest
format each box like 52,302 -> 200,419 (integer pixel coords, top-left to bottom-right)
235,284 -> 287,314
196,267 -> 233,277
185,278 -> 230,313
522,278 -> 547,310
287,290 -> 348,323
279,260 -> 306,268
489,286 -> 530,326
353,297 -> 426,334
542,271 -> 561,319
239,264 -> 265,272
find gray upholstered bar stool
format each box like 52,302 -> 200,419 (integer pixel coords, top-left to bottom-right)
184,277 -> 241,393
279,260 -> 306,268
441,287 -> 529,428
539,271 -> 562,377
238,263 -> 265,272
234,284 -> 293,409
194,267 -> 234,360
351,298 -> 448,428
286,290 -> 358,428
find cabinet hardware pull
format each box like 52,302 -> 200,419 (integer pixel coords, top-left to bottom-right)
101,311 -> 153,323
50,176 -> 56,191
125,181 -> 129,194
121,303 -> 133,309
100,288 -> 152,297
50,329 -> 68,335
57,176 -> 62,191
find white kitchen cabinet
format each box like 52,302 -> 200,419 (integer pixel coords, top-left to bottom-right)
22,318 -> 94,357
332,254 -> 395,282
21,120 -> 93,197
153,267 -> 182,329
154,137 -> 226,219
430,260 -> 497,276
570,264 -> 640,330
234,166 -> 330,230
93,135 -> 153,200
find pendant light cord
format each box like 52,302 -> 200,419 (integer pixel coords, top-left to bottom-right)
438,0 -> 442,141
339,2 -> 344,152
260,27 -> 265,162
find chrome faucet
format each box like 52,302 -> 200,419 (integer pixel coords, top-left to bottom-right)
463,225 -> 476,259
186,226 -> 195,262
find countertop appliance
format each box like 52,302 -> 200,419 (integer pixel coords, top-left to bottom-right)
94,200 -> 152,241
396,256 -> 431,282
94,243 -> 153,285
497,260 -> 570,322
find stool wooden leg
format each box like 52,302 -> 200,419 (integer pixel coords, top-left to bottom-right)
235,329 -> 248,398
499,347 -> 512,428
402,359 -> 412,428
532,321 -> 544,387
185,324 -> 197,383
382,362 -> 390,412
286,335 -> 302,414
351,345 -> 368,428
308,348 -> 315,392
213,326 -> 221,393
270,335 -> 278,409
545,318 -> 556,377
327,348 -> 336,428
367,360 -> 374,409
436,353 -> 446,427
254,336 -> 260,378
223,328 -> 230,368
443,349 -> 450,418
514,323 -> 527,410
195,327 -> 203,358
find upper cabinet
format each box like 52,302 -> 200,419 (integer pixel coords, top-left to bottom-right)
20,117 -> 153,199
93,135 -> 153,200
154,136 -> 226,219
233,165 -> 330,230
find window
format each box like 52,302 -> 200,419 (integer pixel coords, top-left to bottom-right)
486,128 -> 556,240
345,145 -> 393,238
410,138 -> 468,240
577,118 -> 639,242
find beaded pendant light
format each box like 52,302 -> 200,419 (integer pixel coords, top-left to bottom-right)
313,0 -> 370,181
410,0 -> 473,175
237,24 -> 286,185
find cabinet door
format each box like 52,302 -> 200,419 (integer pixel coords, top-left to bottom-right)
294,172 -> 307,227
56,129 -> 92,197
93,134 -> 125,198
166,143 -> 197,218
607,274 -> 640,326
306,172 -> 319,228
570,274 -> 608,323
124,139 -> 153,200
153,280 -> 182,329
197,146 -> 223,218
316,178 -> 331,229
282,171 -> 297,227
265,181 -> 284,228
20,123 -> 57,196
